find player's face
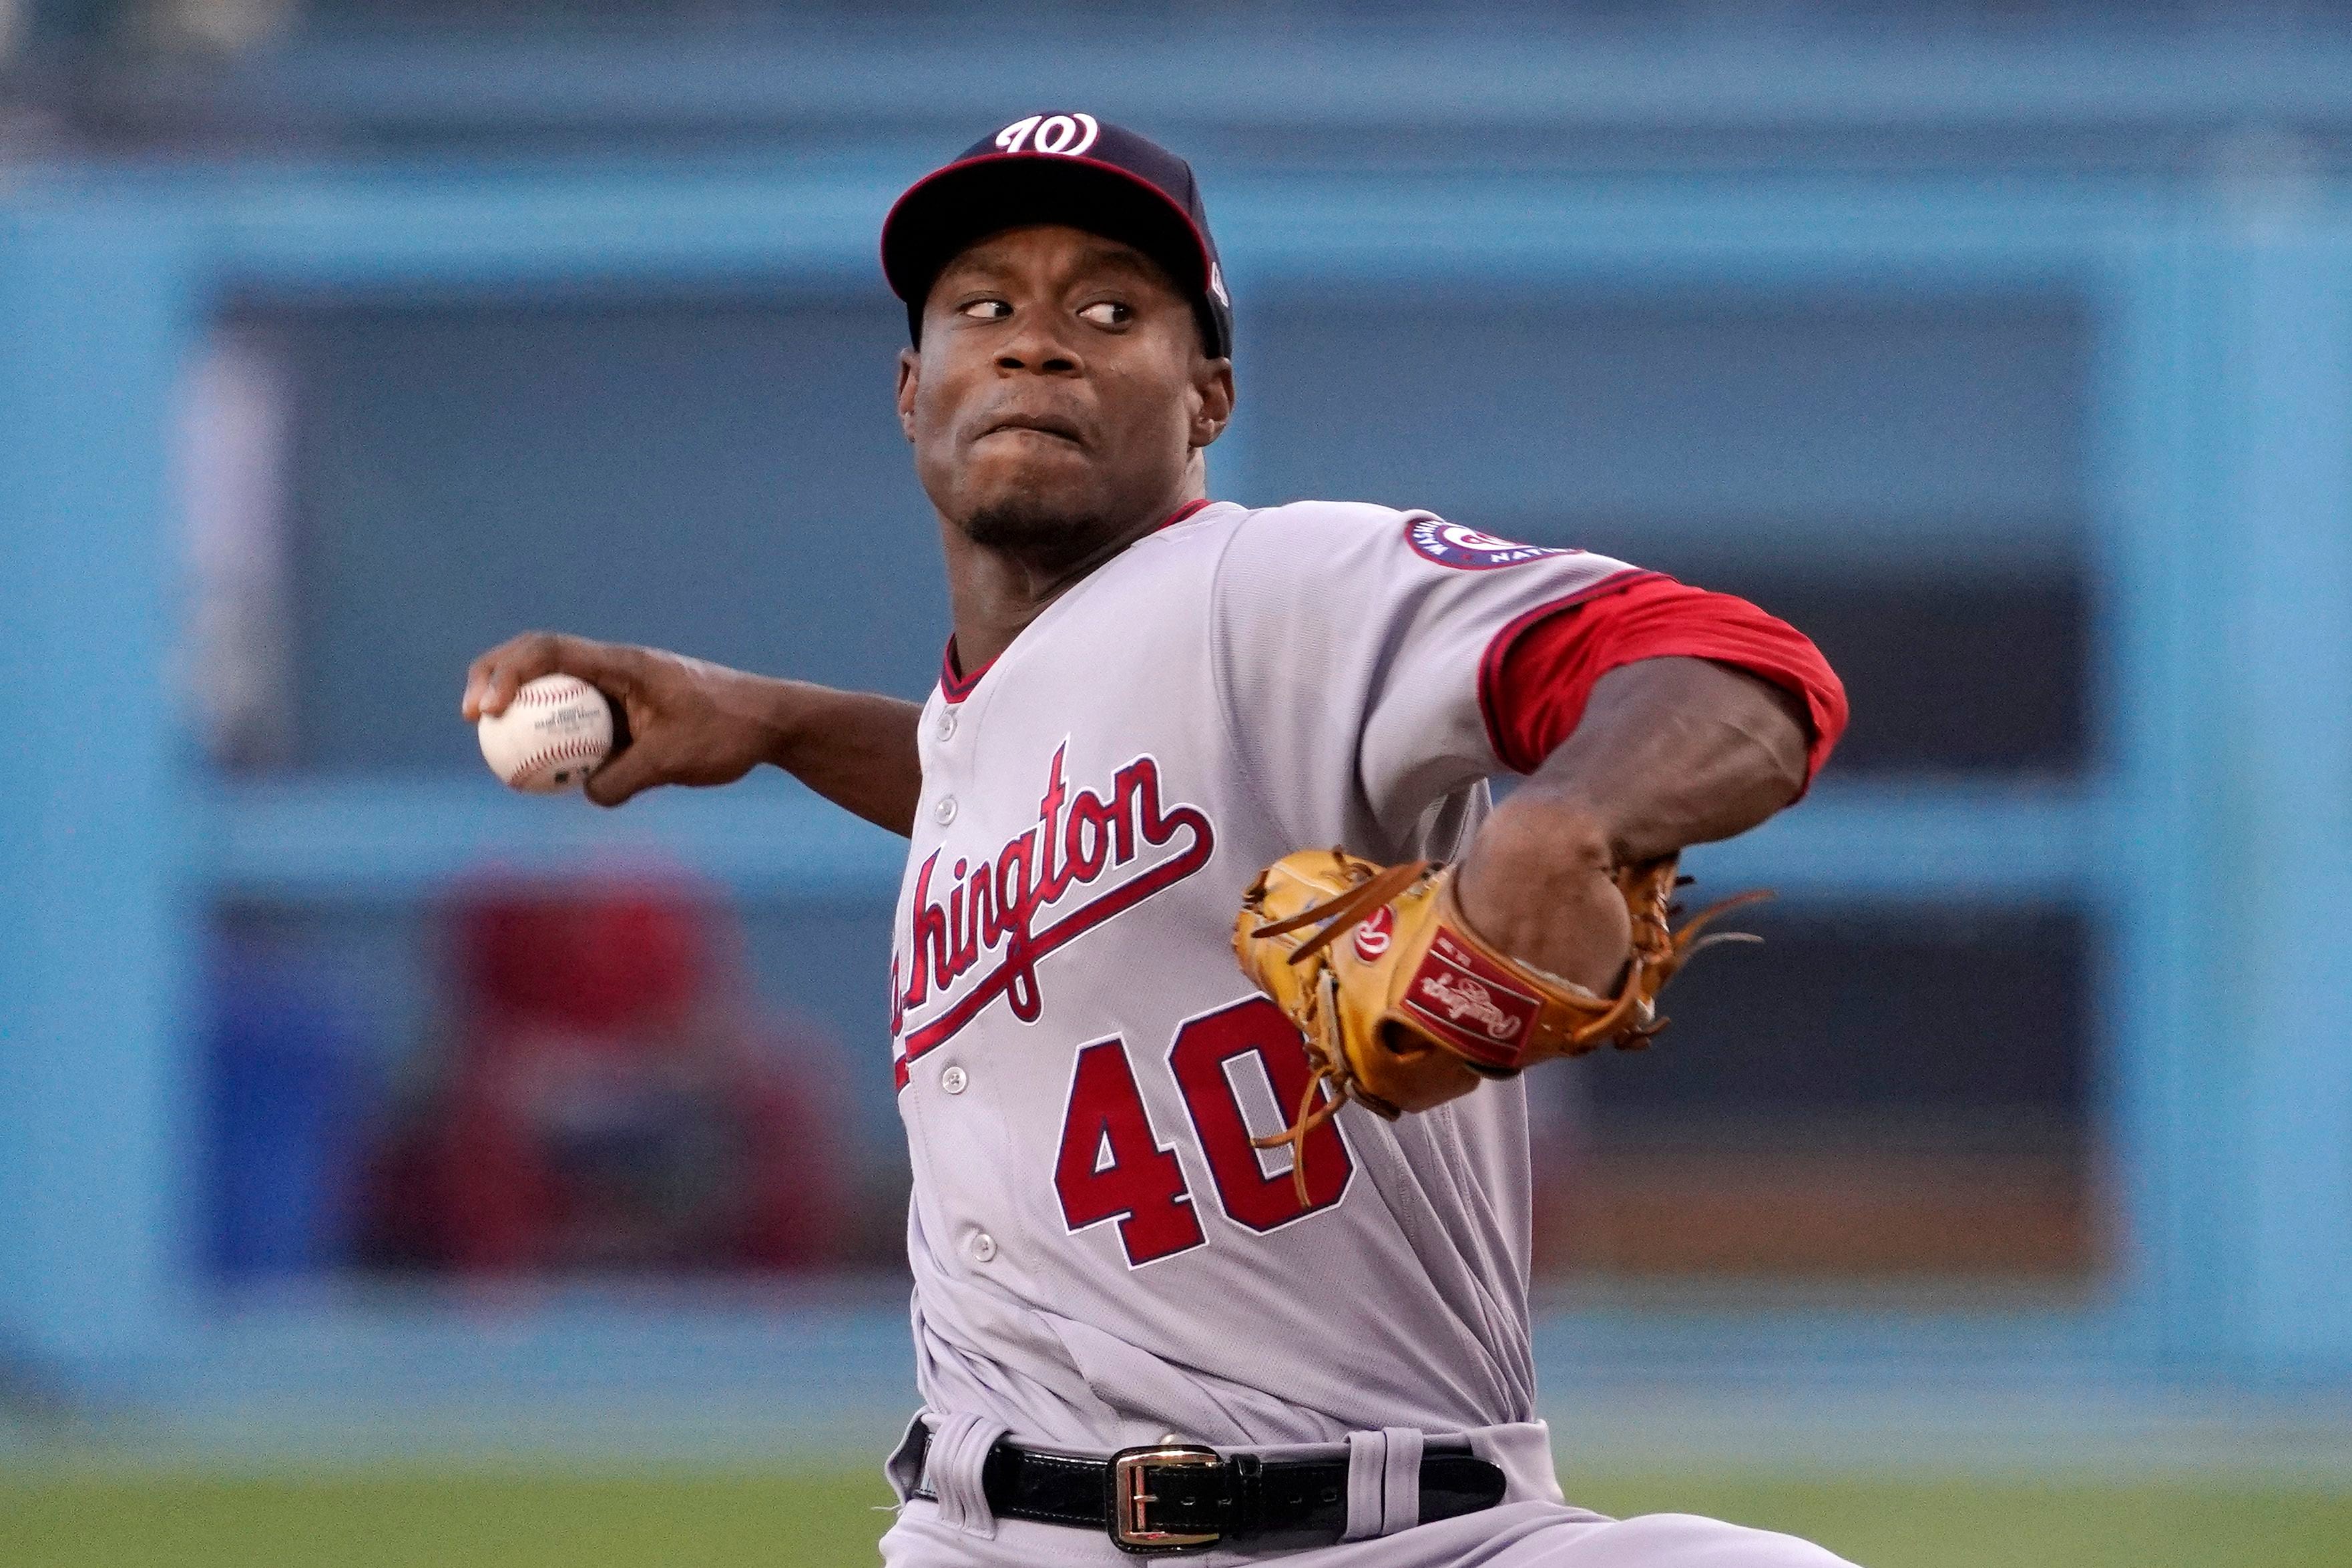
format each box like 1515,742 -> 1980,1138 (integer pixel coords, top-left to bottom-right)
897,225 -> 1232,561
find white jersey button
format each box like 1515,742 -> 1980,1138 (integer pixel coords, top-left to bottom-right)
939,1065 -> 968,1095
933,796 -> 957,826
969,1232 -> 997,1264
937,709 -> 958,741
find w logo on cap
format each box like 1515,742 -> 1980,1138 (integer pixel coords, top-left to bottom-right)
995,113 -> 1102,158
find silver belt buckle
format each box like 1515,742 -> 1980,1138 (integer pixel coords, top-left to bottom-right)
1109,1444 -> 1225,1553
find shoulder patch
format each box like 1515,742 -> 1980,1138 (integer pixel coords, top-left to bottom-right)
1405,516 -> 1578,571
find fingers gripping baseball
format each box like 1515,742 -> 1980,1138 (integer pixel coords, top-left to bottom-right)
583,728 -> 662,807
463,633 -> 634,800
463,632 -> 629,722
463,634 -> 783,807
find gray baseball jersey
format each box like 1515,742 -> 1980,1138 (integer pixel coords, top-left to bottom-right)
878,499 -> 1849,1567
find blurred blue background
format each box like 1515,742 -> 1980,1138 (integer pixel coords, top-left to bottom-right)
5,3 -> 2352,1557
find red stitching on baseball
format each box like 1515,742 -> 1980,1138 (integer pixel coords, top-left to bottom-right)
519,738 -> 600,761
515,679 -> 592,709
514,734 -> 606,781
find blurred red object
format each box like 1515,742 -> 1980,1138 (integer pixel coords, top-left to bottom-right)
365,873 -> 849,1275
461,883 -> 708,1035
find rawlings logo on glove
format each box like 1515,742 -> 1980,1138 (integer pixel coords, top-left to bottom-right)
1233,847 -> 1767,1203
1415,970 -> 1526,1044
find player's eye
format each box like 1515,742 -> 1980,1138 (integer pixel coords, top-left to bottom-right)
958,298 -> 1012,321
1078,300 -> 1132,328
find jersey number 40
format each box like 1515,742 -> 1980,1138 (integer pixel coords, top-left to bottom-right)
1053,997 -> 1353,1267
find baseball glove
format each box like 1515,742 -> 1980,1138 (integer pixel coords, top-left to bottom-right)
1234,848 -> 1766,1202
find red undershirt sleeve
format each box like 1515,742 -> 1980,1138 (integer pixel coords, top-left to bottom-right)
1479,575 -> 1849,789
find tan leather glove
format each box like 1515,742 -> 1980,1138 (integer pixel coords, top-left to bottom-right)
1234,847 -> 1765,1202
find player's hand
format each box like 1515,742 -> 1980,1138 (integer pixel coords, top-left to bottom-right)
1452,800 -> 1633,995
462,631 -> 781,807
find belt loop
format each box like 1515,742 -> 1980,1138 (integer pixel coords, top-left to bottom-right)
1379,1426 -> 1425,1534
1341,1429 -> 1388,1541
883,1412 -> 931,1503
925,1411 -> 1010,1539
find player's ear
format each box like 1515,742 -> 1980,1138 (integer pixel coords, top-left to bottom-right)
895,346 -> 921,442
1190,356 -> 1234,451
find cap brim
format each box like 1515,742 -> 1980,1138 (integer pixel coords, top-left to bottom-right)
881,152 -> 1214,315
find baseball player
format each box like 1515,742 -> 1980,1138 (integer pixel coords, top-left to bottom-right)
464,115 -> 1853,1565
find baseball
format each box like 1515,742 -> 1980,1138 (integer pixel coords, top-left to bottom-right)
477,674 -> 614,793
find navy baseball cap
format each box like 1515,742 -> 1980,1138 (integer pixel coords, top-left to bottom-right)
881,113 -> 1233,359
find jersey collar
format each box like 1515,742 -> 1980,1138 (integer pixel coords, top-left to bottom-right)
938,499 -> 1220,704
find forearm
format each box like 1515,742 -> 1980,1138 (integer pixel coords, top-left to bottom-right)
1511,656 -> 1811,863
1453,656 -> 1810,988
755,677 -> 925,837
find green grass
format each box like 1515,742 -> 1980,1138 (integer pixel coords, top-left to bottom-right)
2,1467 -> 2347,1567
1571,1474 -> 2352,1568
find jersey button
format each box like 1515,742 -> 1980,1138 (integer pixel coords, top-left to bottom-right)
933,796 -> 957,826
969,1232 -> 997,1264
937,710 -> 957,742
939,1065 -> 968,1095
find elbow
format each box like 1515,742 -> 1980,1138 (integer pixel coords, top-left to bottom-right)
1720,676 -> 1813,826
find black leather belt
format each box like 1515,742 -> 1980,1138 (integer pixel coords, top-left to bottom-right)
907,1426 -> 1507,1555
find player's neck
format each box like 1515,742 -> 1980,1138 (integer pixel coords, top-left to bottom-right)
940,488 -> 1203,676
